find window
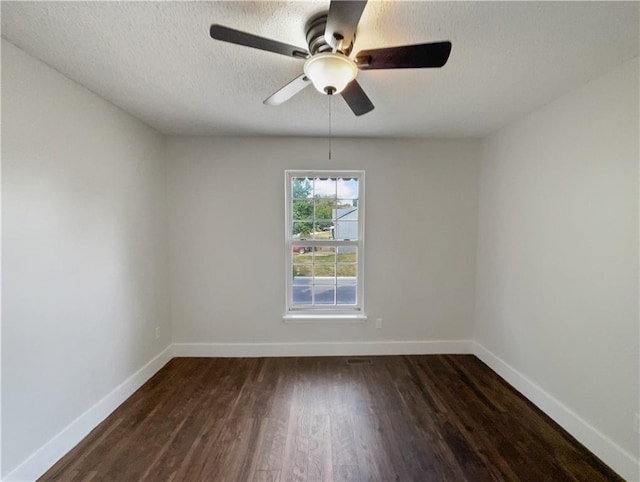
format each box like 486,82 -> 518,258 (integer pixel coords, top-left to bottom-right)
284,170 -> 365,320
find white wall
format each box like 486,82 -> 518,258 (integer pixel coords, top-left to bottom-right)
166,137 -> 479,347
474,57 -> 639,478
1,40 -> 171,477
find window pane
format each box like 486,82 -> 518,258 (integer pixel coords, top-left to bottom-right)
313,285 -> 336,304
314,247 -> 336,264
315,196 -> 335,218
293,247 -> 313,263
292,200 -> 313,221
337,201 -> 358,219
293,260 -> 313,276
310,226 -> 331,240
293,263 -> 314,281
292,265 -> 313,285
314,264 -> 336,284
334,220 -> 358,240
338,246 -> 357,257
314,222 -> 333,236
292,285 -> 312,304
292,178 -> 313,199
337,246 -> 357,304
337,282 -> 357,304
292,222 -> 312,238
337,178 -> 359,199
337,263 -> 357,277
313,177 -> 337,198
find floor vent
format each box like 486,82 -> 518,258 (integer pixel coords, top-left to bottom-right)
346,358 -> 373,365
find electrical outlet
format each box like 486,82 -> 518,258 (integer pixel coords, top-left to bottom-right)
634,413 -> 640,434
155,326 -> 161,340
375,318 -> 383,329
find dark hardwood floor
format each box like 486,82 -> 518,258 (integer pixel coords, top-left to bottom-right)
41,355 -> 621,481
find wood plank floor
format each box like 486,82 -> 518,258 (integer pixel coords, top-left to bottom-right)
41,355 -> 621,481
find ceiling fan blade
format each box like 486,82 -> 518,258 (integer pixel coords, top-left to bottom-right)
341,80 -> 374,116
355,42 -> 452,70
264,74 -> 311,106
324,1 -> 368,52
210,24 -> 309,59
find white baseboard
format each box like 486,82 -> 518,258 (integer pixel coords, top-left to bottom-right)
172,340 -> 474,358
4,345 -> 174,482
472,341 -> 639,482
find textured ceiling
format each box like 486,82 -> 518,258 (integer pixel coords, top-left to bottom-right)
2,1 -> 638,138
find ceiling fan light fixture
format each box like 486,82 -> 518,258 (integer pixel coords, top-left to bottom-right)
303,52 -> 357,95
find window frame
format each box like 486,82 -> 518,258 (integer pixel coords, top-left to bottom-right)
283,170 -> 366,322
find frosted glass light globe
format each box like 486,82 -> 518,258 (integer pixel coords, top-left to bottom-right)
303,53 -> 358,95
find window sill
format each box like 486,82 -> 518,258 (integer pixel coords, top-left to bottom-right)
282,313 -> 368,324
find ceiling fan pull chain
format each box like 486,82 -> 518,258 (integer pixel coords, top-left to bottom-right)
329,95 -> 332,161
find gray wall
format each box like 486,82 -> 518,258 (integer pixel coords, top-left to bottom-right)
166,136 -> 480,343
475,57 -> 639,475
2,40 -> 171,476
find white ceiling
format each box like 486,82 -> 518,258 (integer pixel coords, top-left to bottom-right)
2,1 -> 638,138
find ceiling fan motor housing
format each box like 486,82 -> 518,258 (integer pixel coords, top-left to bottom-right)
303,12 -> 358,95
305,12 -> 353,56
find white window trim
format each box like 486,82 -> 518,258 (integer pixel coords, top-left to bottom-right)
283,170 -> 366,322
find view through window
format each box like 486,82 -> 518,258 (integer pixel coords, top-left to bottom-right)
285,171 -> 365,316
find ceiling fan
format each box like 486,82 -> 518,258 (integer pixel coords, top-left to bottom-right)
210,0 -> 451,116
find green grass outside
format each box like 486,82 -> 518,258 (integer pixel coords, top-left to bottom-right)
293,252 -> 357,277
